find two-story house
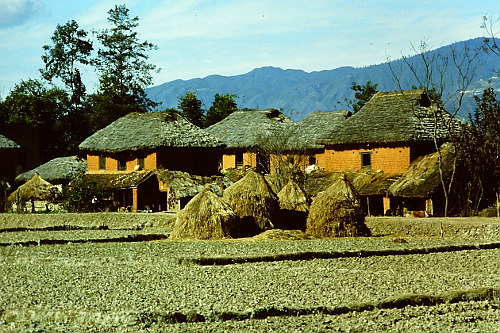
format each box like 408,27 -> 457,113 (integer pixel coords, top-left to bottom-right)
205,109 -> 294,172
79,111 -> 225,212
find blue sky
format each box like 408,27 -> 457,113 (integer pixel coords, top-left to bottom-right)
0,0 -> 499,94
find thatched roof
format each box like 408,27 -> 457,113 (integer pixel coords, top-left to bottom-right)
305,170 -> 401,198
0,133 -> 20,149
157,170 -> 232,198
352,171 -> 402,196
287,110 -> 351,150
169,187 -> 238,240
223,170 -> 280,234
320,90 -> 456,145
306,175 -> 370,238
15,156 -> 86,183
205,109 -> 294,149
79,111 -> 224,153
9,173 -> 60,202
83,171 -> 155,190
388,143 -> 455,198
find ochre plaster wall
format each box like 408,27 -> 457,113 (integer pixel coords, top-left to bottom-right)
317,146 -> 411,173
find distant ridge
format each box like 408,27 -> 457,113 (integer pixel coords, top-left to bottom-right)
146,38 -> 500,121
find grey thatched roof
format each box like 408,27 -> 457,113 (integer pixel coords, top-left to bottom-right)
352,171 -> 402,196
320,90 -> 456,145
0,133 -> 20,149
157,170 -> 232,198
205,109 -> 294,149
79,112 -> 224,153
388,143 -> 455,198
305,170 -> 401,197
287,110 -> 351,150
84,171 -> 155,190
15,156 -> 86,183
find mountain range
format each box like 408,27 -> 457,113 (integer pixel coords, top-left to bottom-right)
146,37 -> 500,121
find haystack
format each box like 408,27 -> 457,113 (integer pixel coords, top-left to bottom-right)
223,170 -> 280,236
306,175 -> 370,238
9,173 -> 59,203
169,187 -> 239,240
277,180 -> 310,230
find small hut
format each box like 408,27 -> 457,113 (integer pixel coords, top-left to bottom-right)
9,173 -> 60,213
223,170 -> 280,236
277,180 -> 310,230
388,142 -> 456,216
15,156 -> 87,192
169,187 -> 238,240
306,175 -> 370,238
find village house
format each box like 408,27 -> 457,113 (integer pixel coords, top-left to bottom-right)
205,109 -> 294,172
303,89 -> 458,216
388,142 -> 456,216
316,89 -> 454,173
15,156 -> 87,192
285,110 -> 352,169
79,111 -> 225,212
0,133 -> 20,182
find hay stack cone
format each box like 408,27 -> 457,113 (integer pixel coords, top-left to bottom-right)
277,180 -> 310,230
306,175 -> 370,238
169,187 -> 238,240
9,172 -> 59,202
223,170 -> 280,236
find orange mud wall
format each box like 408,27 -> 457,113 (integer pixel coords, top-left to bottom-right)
317,145 -> 412,173
86,151 -> 157,172
221,152 -> 257,170
86,148 -> 220,175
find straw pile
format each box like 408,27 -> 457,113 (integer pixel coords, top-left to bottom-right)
277,180 -> 310,230
252,229 -> 312,241
169,187 -> 238,240
306,175 -> 370,238
223,170 -> 280,236
9,173 -> 60,203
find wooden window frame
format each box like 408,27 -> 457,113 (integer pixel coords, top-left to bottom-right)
361,152 -> 371,169
99,155 -> 106,170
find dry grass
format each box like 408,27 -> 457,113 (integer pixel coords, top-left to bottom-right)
169,188 -> 238,240
223,170 -> 280,235
306,175 -> 370,238
278,180 -> 309,212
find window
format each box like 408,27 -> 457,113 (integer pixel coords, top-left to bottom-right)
235,152 -> 244,168
99,156 -> 106,170
361,152 -> 371,169
309,156 -> 317,165
138,157 -> 145,170
118,157 -> 127,171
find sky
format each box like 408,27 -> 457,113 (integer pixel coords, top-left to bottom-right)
0,0 -> 499,94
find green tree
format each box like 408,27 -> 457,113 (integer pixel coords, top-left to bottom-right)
178,92 -> 204,127
92,4 -> 158,129
454,88 -> 500,216
204,93 -> 238,127
63,173 -> 104,212
40,20 -> 92,110
346,81 -> 378,113
0,79 -> 69,158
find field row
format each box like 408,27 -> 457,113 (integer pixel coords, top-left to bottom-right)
1,237 -> 500,331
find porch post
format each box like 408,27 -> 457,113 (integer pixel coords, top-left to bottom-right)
425,199 -> 433,217
383,197 -> 391,215
132,187 -> 138,212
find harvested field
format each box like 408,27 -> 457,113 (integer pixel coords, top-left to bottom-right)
0,215 -> 499,331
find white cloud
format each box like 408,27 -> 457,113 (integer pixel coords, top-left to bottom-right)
0,0 -> 44,28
